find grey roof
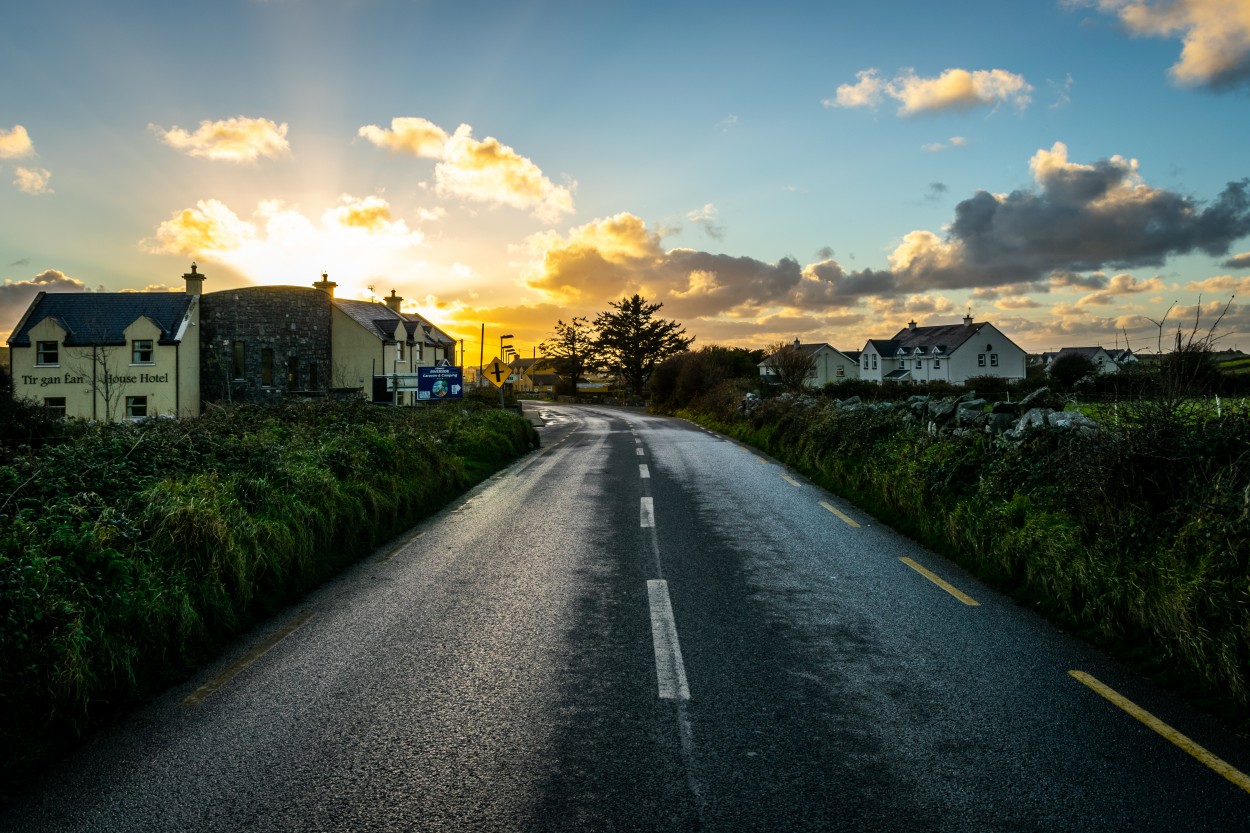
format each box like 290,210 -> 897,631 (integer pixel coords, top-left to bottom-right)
7,292 -> 195,347
334,298 -> 405,341
887,322 -> 985,354
1055,346 -> 1109,360
883,368 -> 913,380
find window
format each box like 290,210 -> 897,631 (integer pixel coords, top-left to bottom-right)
308,362 -> 319,391
862,356 -> 868,369
287,356 -> 299,390
232,341 -> 246,380
836,366 -> 845,378
990,354 -> 999,367
36,340 -> 59,366
915,360 -> 922,369
934,360 -> 940,369
126,396 -> 148,419
871,354 -> 878,370
261,348 -> 275,386
807,367 -> 817,378
131,339 -> 154,364
978,354 -> 986,367
44,397 -> 66,417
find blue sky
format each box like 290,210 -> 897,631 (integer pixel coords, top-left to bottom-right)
3,0 -> 1250,357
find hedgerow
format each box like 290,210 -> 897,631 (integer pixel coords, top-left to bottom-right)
0,399 -> 538,782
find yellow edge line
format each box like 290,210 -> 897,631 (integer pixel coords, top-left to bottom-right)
819,501 -> 861,528
780,473 -> 802,487
899,557 -> 980,606
1068,670 -> 1250,795
183,611 -> 313,706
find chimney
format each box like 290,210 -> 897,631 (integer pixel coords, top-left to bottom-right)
313,271 -> 337,297
963,311 -> 974,326
182,262 -> 206,295
793,337 -> 801,350
908,320 -> 916,331
384,289 -> 403,314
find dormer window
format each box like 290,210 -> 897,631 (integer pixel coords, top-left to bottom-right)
36,340 -> 59,366
131,339 -> 154,364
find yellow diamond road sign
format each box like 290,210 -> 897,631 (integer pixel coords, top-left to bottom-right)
484,357 -> 510,388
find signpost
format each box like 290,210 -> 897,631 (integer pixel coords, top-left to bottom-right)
483,357 -> 510,388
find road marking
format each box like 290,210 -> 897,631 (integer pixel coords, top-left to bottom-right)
819,501 -> 861,528
640,496 -> 655,527
183,612 -> 313,706
780,473 -> 802,487
635,437 -> 642,444
647,580 -> 690,701
640,464 -> 650,479
1068,670 -> 1250,795
756,456 -> 771,465
899,557 -> 980,606
380,530 -> 426,562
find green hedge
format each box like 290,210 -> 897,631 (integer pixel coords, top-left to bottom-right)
676,395 -> 1250,728
0,400 -> 538,781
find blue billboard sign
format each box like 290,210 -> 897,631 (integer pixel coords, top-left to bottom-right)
416,365 -> 464,400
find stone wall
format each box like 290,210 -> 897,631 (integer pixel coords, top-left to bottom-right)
200,287 -> 333,405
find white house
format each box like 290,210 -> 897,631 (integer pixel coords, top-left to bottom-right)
858,315 -> 1026,385
1041,346 -> 1130,375
759,341 -> 861,388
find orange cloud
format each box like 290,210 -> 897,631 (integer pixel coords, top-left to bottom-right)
151,116 -> 291,163
0,124 -> 34,159
1086,0 -> 1250,88
826,67 -> 1032,115
359,117 -> 576,222
13,167 -> 52,195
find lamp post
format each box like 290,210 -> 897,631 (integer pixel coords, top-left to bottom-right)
499,334 -> 513,408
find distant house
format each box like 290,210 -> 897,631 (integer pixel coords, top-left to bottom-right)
758,341 -> 861,388
1040,346 -> 1127,375
858,315 -> 1026,385
7,286 -> 200,420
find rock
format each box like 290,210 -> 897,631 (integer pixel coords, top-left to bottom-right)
1019,387 -> 1065,412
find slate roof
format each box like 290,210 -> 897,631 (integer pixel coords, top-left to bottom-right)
333,299 -> 406,341
7,292 -> 195,347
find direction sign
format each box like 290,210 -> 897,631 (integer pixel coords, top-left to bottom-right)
484,357 -> 511,388
416,365 -> 463,400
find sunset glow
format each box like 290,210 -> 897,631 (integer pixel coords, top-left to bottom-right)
3,0 -> 1249,358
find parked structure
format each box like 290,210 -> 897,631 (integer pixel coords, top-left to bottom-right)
858,315 -> 1026,385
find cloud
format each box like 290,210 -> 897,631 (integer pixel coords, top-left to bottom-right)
826,67 -> 1032,115
358,117 -> 575,222
13,167 -> 52,195
1075,272 -> 1166,305
1080,0 -> 1250,89
1224,251 -> 1250,268
922,137 -> 968,153
143,195 -> 428,292
0,125 -> 34,159
1186,273 -> 1250,293
687,203 -> 725,239
0,269 -> 89,340
884,142 -> 1250,292
151,116 -> 291,163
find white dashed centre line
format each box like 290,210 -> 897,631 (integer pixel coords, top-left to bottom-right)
640,464 -> 650,479
647,580 -> 691,701
640,496 -> 655,527
636,447 -> 645,456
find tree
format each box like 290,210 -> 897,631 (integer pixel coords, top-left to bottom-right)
593,295 -> 693,394
1048,353 -> 1098,390
761,341 -> 816,393
538,317 -> 597,395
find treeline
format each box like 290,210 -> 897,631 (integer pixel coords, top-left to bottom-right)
0,398 -> 538,784
651,346 -> 1250,728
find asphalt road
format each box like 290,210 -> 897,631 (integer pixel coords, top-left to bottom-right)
3,402 -> 1249,832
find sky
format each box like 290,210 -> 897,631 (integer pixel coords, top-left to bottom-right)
3,0 -> 1250,361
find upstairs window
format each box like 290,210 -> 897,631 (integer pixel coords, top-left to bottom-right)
990,354 -> 999,367
871,354 -> 878,370
36,340 -> 59,366
978,354 -> 986,367
131,339 -> 154,364
836,365 -> 845,378
934,359 -> 941,369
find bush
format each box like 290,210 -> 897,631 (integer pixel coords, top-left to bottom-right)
0,400 -> 538,781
